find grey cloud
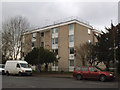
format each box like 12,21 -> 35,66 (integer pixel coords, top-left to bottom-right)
2,2 -> 118,31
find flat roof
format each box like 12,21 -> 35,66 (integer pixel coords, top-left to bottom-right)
6,60 -> 27,63
24,18 -> 93,35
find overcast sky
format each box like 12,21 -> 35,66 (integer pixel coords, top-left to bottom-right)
2,1 -> 118,32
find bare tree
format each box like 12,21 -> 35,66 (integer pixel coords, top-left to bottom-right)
76,43 -> 97,66
2,16 -> 29,60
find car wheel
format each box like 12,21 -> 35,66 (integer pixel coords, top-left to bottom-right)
99,75 -> 106,82
6,71 -> 9,76
76,74 -> 83,80
18,72 -> 22,76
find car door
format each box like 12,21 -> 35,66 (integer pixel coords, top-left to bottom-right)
81,67 -> 89,78
15,63 -> 21,74
89,67 -> 99,79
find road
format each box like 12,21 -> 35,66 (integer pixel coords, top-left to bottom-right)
2,75 -> 119,88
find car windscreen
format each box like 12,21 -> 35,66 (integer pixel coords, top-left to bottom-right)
95,66 -> 103,71
20,63 -> 30,68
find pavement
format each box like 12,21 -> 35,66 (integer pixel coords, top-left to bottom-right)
33,72 -> 73,78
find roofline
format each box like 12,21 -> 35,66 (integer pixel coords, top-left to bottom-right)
24,19 -> 93,35
6,60 -> 27,63
93,29 -> 102,34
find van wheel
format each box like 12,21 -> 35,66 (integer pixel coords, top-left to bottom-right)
76,74 -> 83,80
6,71 -> 9,76
18,72 -> 22,76
99,75 -> 106,82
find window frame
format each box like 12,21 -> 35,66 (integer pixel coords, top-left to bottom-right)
88,29 -> 91,34
40,42 -> 44,48
89,67 -> 96,72
76,67 -> 81,71
69,35 -> 74,42
69,59 -> 74,66
32,33 -> 36,38
52,38 -> 58,44
69,24 -> 74,31
69,47 -> 74,54
52,28 -> 58,34
41,32 -> 44,37
32,42 -> 35,47
81,67 -> 88,71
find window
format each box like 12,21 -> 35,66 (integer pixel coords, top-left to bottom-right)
89,67 -> 96,72
40,42 -> 44,48
53,61 -> 58,66
69,60 -> 74,66
52,28 -> 58,34
52,38 -> 58,44
52,29 -> 54,33
69,35 -> 74,42
82,67 -> 88,71
88,29 -> 91,34
32,33 -> 36,38
20,63 -> 29,68
53,49 -> 58,55
41,32 -> 44,37
95,33 -> 98,36
55,28 -> 58,33
32,42 -> 35,47
55,61 -> 58,66
76,67 -> 81,71
88,40 -> 91,43
69,47 -> 74,54
32,33 -> 36,42
55,38 -> 58,44
52,38 -> 55,44
69,24 -> 74,31
16,64 -> 20,68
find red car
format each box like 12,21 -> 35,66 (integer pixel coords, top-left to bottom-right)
73,66 -> 115,81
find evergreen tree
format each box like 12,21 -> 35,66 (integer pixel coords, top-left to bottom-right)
95,23 -> 120,71
24,48 -> 57,66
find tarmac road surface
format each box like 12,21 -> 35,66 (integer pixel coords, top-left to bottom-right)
2,75 -> 119,88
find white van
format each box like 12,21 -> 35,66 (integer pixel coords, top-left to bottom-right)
5,60 -> 32,76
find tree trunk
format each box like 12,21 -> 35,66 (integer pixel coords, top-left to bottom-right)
105,61 -> 110,71
95,61 -> 100,66
82,58 -> 85,66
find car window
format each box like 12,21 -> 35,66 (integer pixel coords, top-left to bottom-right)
95,67 -> 102,71
81,67 -> 88,71
89,67 -> 96,72
76,67 -> 81,71
16,64 -> 20,68
20,63 -> 29,68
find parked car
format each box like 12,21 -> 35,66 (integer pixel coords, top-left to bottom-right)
0,64 -> 5,75
5,60 -> 32,76
73,66 -> 115,82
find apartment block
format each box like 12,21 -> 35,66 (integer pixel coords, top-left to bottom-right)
21,17 -> 100,72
